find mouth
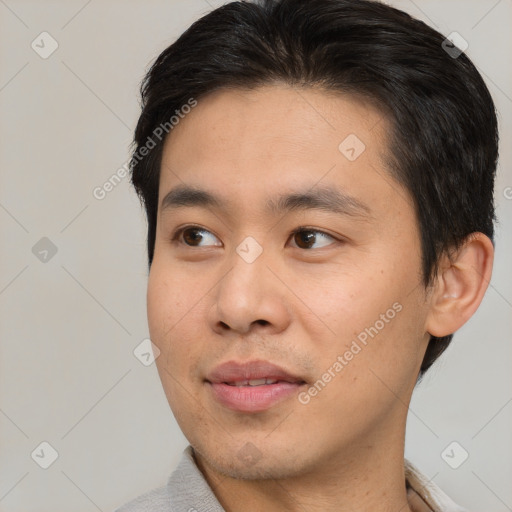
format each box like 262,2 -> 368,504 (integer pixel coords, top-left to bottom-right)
205,360 -> 307,413
223,378 -> 289,386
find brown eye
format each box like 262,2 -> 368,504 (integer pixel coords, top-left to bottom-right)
290,228 -> 336,249
184,228 -> 206,246
174,226 -> 221,247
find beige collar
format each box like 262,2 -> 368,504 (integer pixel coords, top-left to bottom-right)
405,458 -> 469,512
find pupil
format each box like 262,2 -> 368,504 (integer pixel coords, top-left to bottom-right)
297,231 -> 315,248
184,229 -> 202,245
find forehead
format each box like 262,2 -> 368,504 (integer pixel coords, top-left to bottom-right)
163,84 -> 389,158
157,84 -> 411,217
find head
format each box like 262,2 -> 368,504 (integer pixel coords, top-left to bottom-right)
130,0 -> 497,480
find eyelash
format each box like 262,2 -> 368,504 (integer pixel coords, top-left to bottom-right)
170,224 -> 340,250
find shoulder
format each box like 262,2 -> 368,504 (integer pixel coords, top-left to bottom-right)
113,445 -> 224,512
113,483 -> 170,512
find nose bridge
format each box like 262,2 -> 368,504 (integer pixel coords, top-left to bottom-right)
234,234 -> 265,267
223,234 -> 268,304
210,233 -> 289,334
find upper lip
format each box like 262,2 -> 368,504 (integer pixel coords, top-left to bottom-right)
206,360 -> 305,384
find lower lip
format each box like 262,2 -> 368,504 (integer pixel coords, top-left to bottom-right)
207,381 -> 303,412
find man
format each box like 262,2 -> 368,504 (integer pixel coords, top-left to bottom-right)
116,0 -> 498,510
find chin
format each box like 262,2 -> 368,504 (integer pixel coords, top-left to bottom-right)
193,438 -> 310,481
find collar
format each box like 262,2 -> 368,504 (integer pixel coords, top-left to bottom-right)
404,458 -> 469,512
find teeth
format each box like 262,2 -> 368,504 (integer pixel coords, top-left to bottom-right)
227,378 -> 279,386
248,378 -> 267,386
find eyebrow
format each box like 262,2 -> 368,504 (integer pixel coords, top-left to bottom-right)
159,184 -> 372,220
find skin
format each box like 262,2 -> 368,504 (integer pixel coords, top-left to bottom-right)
146,84 -> 493,512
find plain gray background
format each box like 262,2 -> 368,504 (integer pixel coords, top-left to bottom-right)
0,1 -> 510,511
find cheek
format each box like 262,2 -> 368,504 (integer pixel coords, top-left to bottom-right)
148,266 -> 204,424
299,303 -> 426,442
300,266 -> 394,346
147,262 -> 207,377
147,264 -> 190,370
305,257 -> 426,373
147,261 -> 192,336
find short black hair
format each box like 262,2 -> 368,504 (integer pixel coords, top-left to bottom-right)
130,0 -> 499,379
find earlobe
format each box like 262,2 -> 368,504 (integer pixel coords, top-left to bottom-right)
425,232 -> 494,337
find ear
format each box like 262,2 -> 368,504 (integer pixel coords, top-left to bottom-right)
425,232 -> 494,337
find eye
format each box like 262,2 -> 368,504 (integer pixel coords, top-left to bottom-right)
171,225 -> 338,249
289,227 -> 337,250
172,225 -> 221,247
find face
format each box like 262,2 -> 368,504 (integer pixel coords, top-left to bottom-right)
148,85 -> 432,480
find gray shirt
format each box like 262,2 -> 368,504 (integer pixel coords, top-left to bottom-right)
114,446 -> 469,512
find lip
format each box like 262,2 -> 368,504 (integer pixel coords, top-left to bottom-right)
205,360 -> 306,413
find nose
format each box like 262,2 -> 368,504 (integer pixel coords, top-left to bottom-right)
207,244 -> 291,337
